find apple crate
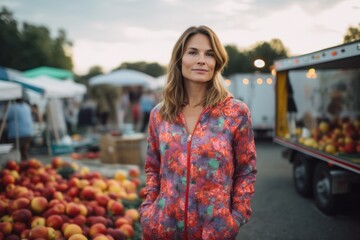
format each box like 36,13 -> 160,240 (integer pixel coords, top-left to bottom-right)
100,134 -> 146,166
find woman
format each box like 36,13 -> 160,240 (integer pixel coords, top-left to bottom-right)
139,25 -> 257,240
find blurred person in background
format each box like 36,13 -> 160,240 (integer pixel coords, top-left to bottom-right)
7,98 -> 34,161
129,86 -> 142,128
140,89 -> 156,133
139,25 -> 257,239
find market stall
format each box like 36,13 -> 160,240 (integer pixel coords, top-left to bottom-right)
273,40 -> 360,214
0,67 -> 87,156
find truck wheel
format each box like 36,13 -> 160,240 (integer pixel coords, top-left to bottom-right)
313,163 -> 336,214
292,153 -> 313,197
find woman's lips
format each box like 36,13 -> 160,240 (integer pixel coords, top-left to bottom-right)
192,69 -> 208,72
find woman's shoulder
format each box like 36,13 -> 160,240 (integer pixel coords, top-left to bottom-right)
151,102 -> 162,112
223,96 -> 251,115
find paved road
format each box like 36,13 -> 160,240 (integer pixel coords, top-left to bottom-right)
236,141 -> 360,240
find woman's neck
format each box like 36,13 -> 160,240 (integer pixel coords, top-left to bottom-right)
184,82 -> 206,108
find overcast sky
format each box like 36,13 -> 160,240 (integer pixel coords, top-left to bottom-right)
1,0 -> 359,74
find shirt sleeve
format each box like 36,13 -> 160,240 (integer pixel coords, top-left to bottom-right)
231,103 -> 257,227
138,108 -> 161,216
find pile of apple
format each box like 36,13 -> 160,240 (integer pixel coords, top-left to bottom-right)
0,158 -> 144,240
298,117 -> 360,155
70,152 -> 100,161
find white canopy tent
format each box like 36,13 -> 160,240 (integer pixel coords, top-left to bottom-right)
89,69 -> 155,88
0,80 -> 22,101
14,75 -> 86,99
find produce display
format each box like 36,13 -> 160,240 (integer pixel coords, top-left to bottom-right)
296,117 -> 360,155
0,158 -> 145,240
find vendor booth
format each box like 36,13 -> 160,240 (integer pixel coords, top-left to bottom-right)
0,67 -> 87,156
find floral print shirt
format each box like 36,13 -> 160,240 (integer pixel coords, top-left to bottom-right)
139,96 -> 257,240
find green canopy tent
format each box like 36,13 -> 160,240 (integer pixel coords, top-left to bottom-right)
23,66 -> 73,80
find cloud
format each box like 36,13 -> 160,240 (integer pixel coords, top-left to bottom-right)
1,0 -> 359,74
72,27 -> 177,74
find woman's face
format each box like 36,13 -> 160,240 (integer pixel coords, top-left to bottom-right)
181,33 -> 216,84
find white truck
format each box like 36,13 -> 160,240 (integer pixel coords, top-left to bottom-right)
227,73 -> 275,139
273,40 -> 360,214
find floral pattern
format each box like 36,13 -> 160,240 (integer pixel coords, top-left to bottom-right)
139,96 -> 257,240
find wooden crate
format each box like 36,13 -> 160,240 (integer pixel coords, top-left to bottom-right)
100,134 -> 146,166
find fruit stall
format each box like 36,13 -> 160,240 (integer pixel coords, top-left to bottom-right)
274,40 -> 360,214
0,157 -> 145,240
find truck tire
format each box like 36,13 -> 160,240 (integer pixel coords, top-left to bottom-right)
313,163 -> 337,214
292,152 -> 313,197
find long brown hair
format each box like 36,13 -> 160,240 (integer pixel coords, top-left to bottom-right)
159,25 -> 230,122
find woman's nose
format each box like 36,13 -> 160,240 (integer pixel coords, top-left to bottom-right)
197,54 -> 205,64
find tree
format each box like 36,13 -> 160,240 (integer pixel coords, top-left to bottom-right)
114,61 -> 166,77
248,39 -> 289,73
50,29 -> 73,70
0,7 -> 22,68
0,7 -> 73,71
16,23 -> 53,70
74,65 -> 103,85
223,39 -> 289,76
343,23 -> 360,43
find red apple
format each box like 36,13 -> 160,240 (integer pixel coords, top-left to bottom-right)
12,197 -> 30,210
66,202 -> 81,217
30,216 -> 46,228
46,215 -> 63,230
47,227 -> 56,240
68,233 -> 88,240
89,223 -> 107,238
72,215 -> 87,226
27,159 -> 42,169
5,160 -> 19,171
87,216 -> 108,227
118,223 -> 134,238
128,168 -> 140,178
11,209 -> 32,223
12,222 -> 27,235
2,174 -> 15,185
344,142 -> 356,154
92,234 -> 110,240
67,187 -> 80,198
30,196 -> 48,213
29,225 -> 48,239
107,228 -> 126,240
95,194 -> 110,208
125,209 -> 139,222
107,200 -> 124,216
93,206 -> 106,217
63,224 -> 83,239
114,217 -> 130,228
51,157 -> 64,169
0,222 -> 13,236
81,186 -> 98,200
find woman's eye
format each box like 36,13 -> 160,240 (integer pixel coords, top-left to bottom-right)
188,51 -> 197,55
206,52 -> 215,57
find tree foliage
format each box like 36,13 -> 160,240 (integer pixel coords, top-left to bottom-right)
74,65 -> 104,85
0,7 -> 73,71
223,38 -> 289,76
343,23 -> 360,43
113,61 -> 166,77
